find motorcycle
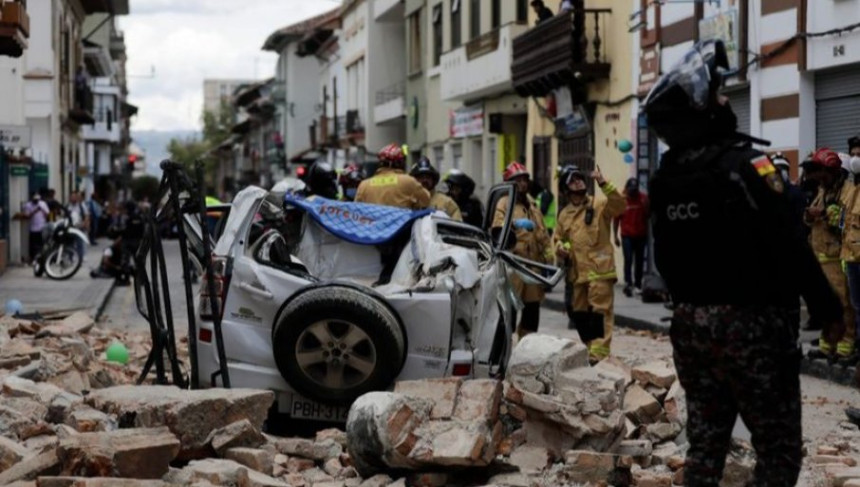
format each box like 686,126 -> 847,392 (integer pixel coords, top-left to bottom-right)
33,218 -> 89,280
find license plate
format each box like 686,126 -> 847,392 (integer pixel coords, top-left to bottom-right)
289,394 -> 349,422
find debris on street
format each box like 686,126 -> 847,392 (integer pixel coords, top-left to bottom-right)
0,316 -> 857,487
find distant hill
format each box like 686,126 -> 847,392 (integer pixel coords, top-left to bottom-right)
132,130 -> 199,176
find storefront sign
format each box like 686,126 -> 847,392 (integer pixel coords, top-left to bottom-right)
0,125 -> 31,149
450,106 -> 484,138
10,165 -> 29,177
699,9 -> 740,71
497,135 -> 517,174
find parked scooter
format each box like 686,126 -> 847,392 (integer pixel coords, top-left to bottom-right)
33,216 -> 89,280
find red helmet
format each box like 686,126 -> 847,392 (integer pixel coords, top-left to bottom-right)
378,143 -> 405,168
503,162 -> 529,182
806,148 -> 842,170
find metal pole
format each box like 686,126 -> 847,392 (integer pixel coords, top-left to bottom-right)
165,163 -> 200,389
196,161 -> 231,388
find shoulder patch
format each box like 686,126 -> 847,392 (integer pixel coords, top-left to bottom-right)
751,155 -> 776,176
750,155 -> 784,193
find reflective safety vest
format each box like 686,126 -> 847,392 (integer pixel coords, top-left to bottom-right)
538,193 -> 557,231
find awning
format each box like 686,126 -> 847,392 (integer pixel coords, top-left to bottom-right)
230,119 -> 253,135
121,101 -> 138,117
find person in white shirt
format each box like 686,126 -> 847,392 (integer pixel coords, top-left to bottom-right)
66,191 -> 90,258
23,193 -> 50,262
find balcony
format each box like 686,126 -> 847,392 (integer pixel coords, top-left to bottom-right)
440,23 -> 529,103
109,32 -> 126,60
512,9 -> 611,98
81,109 -> 121,143
374,81 -> 405,125
0,1 -> 30,58
69,85 -> 95,125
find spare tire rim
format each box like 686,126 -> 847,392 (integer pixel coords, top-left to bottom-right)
296,320 -> 378,390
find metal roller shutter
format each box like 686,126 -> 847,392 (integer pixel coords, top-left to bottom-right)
725,88 -> 751,136
816,66 -> 860,152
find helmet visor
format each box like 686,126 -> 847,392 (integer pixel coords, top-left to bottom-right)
644,40 -> 724,112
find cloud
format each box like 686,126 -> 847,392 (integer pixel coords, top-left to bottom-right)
121,0 -> 341,131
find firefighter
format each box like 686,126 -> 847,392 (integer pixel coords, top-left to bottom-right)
492,162 -> 553,338
410,157 -> 462,221
803,148 -> 854,362
304,161 -> 339,200
355,143 -> 430,210
339,163 -> 364,202
840,142 -> 860,366
553,165 -> 625,363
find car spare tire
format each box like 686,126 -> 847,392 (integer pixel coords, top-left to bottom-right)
273,286 -> 406,406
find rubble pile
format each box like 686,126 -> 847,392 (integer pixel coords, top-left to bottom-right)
342,334 -> 702,486
0,317 -> 762,487
805,424 -> 860,487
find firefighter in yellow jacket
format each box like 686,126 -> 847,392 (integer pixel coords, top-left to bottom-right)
493,162 -> 553,338
356,143 -> 431,210
841,140 -> 860,366
410,156 -> 462,221
803,148 -> 855,361
554,165 -> 625,363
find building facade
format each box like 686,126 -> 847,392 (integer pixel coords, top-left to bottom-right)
203,79 -> 257,116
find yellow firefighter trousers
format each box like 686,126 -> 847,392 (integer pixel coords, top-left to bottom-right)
819,260 -> 856,356
572,279 -> 615,360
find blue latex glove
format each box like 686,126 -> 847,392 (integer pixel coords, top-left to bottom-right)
513,218 -> 535,231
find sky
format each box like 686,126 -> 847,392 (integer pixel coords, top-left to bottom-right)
119,0 -> 341,132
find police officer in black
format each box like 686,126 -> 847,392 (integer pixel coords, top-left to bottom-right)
643,40 -> 843,486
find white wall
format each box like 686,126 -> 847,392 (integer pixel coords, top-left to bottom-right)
807,0 -> 860,71
284,45 -> 322,158
367,0 -> 406,150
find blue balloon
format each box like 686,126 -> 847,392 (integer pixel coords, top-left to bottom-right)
4,299 -> 23,316
623,154 -> 635,164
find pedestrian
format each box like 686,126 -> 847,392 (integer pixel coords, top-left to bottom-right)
801,149 -> 855,362
356,143 -> 430,285
22,192 -> 50,263
87,194 -> 103,244
444,169 -> 484,227
839,137 -> 860,366
642,39 -> 842,486
44,188 -> 62,222
66,191 -> 90,258
613,178 -> 649,298
554,165 -> 624,363
410,157 -> 462,221
493,162 -> 552,339
530,0 -> 554,25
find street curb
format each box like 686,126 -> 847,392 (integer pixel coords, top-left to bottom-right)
93,280 -> 117,322
800,357 -> 856,387
543,297 -> 670,335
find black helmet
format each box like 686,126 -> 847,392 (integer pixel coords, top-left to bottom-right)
444,169 -> 476,198
306,161 -> 338,199
410,156 -> 440,185
642,40 -> 737,149
849,135 -> 860,153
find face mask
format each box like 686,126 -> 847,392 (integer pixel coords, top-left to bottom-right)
851,156 -> 860,175
345,188 -> 357,199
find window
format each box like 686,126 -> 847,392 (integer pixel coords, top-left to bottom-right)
432,4 -> 443,67
408,12 -> 422,74
451,0 -> 462,48
470,0 -> 480,39
516,0 -> 527,22
491,0 -> 501,29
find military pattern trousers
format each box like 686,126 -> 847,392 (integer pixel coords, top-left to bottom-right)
670,304 -> 803,487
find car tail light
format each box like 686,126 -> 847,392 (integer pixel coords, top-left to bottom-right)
199,256 -> 229,320
199,328 -> 212,343
452,363 -> 471,377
